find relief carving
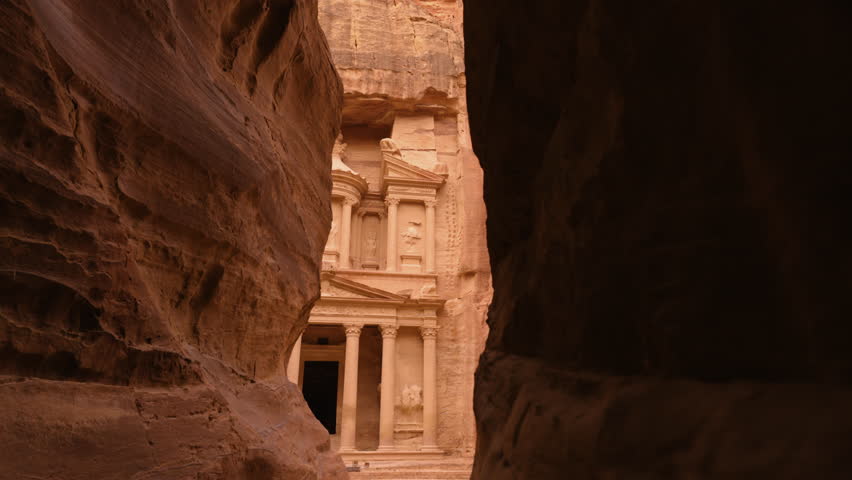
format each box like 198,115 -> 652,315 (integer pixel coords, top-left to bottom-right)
389,187 -> 435,195
380,138 -> 403,159
312,305 -> 396,316
401,221 -> 422,253
364,228 -> 378,260
322,284 -> 369,299
327,220 -> 338,249
400,384 -> 423,410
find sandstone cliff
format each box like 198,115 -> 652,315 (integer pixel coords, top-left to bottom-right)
319,0 -> 464,124
0,0 -> 344,478
465,1 -> 852,478
320,0 -> 490,456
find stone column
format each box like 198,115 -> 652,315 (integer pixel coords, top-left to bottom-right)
286,334 -> 302,384
340,324 -> 362,452
378,212 -> 387,269
378,324 -> 398,450
352,211 -> 364,267
385,197 -> 400,272
424,200 -> 437,273
340,199 -> 354,269
420,326 -> 439,451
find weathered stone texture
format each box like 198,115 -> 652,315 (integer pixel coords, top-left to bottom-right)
320,0 -> 465,124
318,0 -> 490,457
0,0 -> 344,478
466,1 -> 852,478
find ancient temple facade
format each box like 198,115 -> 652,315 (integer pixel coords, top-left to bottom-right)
285,107 -> 487,462
281,0 -> 491,465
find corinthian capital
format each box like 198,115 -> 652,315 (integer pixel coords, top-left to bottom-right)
384,197 -> 400,207
379,324 -> 399,338
424,199 -> 438,209
419,326 -> 438,339
343,324 -> 362,337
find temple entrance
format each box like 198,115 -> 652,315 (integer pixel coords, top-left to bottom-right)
302,361 -> 340,434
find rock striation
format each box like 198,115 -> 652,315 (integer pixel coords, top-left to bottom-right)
0,0 -> 344,478
465,1 -> 852,479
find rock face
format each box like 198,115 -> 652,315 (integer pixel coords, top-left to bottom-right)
0,0 -> 344,478
465,1 -> 852,479
320,0 -> 465,124
318,0 -> 490,456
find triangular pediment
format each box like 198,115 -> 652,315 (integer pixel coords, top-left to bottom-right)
320,273 -> 406,300
383,156 -> 445,183
379,138 -> 445,187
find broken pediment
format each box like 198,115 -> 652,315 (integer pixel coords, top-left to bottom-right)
380,138 -> 445,189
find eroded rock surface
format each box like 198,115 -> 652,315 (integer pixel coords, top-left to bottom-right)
0,0 -> 344,478
465,1 -> 852,478
319,0 -> 465,125
315,0 -> 490,457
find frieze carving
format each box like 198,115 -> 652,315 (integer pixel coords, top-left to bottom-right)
389,187 -> 435,196
312,305 -> 396,316
343,324 -> 362,337
379,324 -> 399,338
322,283 -> 369,299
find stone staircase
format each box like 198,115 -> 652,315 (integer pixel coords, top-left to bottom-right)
346,458 -> 472,480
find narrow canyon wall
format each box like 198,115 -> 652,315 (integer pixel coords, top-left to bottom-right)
465,1 -> 852,479
0,0 -> 345,478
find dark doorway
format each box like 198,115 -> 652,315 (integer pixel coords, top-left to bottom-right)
302,361 -> 339,434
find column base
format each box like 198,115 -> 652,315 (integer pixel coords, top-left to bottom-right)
420,445 -> 442,453
376,445 -> 396,452
339,447 -> 357,454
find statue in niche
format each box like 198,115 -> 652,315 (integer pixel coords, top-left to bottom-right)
327,220 -> 338,248
401,221 -> 422,253
380,138 -> 403,160
400,384 -> 423,411
333,134 -> 348,160
364,228 -> 378,259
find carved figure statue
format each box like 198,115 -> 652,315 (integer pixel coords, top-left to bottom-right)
401,221 -> 421,252
380,138 -> 402,157
333,134 -> 348,160
327,220 -> 338,248
364,229 -> 378,259
400,384 -> 423,410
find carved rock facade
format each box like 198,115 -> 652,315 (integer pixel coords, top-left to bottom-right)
284,0 -> 491,465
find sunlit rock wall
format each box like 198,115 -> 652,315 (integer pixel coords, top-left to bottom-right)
465,1 -> 852,478
319,0 -> 490,455
0,0 -> 344,478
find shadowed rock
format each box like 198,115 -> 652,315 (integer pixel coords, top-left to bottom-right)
465,1 -> 852,478
0,0 -> 344,478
